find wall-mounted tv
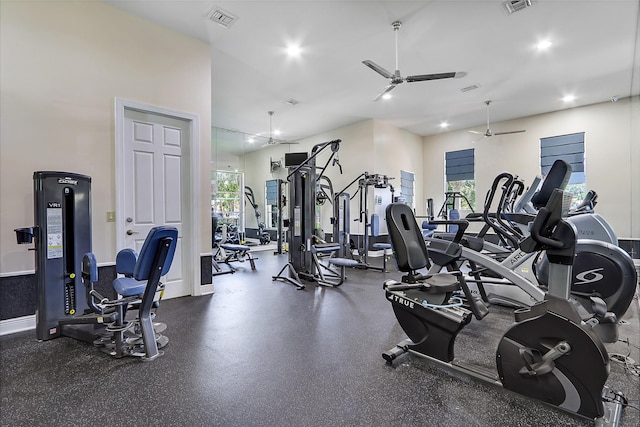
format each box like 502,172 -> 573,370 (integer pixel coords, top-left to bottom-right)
284,152 -> 308,167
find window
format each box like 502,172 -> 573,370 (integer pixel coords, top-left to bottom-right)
212,171 -> 243,228
265,179 -> 279,228
399,170 -> 415,207
540,132 -> 585,207
445,149 -> 475,210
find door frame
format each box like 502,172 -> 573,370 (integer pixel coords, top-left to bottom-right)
114,97 -> 205,297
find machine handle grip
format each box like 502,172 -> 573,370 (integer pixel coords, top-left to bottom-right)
529,208 -> 564,249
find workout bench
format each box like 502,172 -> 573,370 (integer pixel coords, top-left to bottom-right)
214,243 -> 257,273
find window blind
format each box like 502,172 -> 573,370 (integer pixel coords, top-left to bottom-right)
445,149 -> 475,181
400,170 -> 414,205
540,132 -> 585,184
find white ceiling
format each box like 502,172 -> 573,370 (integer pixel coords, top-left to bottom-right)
104,0 -> 640,148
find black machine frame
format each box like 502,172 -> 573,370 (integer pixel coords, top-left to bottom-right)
272,139 -> 341,289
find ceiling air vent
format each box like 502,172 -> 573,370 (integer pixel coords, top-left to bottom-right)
503,0 -> 532,14
208,8 -> 237,28
460,84 -> 480,93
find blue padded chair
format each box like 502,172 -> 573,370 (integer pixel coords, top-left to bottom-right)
113,226 -> 177,360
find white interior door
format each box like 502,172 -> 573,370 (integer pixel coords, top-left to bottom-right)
122,108 -> 188,298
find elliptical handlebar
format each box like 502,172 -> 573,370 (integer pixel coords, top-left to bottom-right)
494,175 -> 525,240
482,172 -> 521,248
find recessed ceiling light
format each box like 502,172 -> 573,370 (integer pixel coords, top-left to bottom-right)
286,44 -> 302,57
381,93 -> 392,100
439,122 -> 449,129
562,94 -> 576,103
247,137 -> 255,143
536,40 -> 552,50
273,129 -> 282,136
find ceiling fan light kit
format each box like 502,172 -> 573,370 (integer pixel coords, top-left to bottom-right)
363,20 -> 466,101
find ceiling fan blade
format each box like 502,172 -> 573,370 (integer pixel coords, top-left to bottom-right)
472,135 -> 487,143
405,71 -> 465,82
493,130 -> 526,136
468,130 -> 485,135
363,60 -> 393,79
373,84 -> 396,101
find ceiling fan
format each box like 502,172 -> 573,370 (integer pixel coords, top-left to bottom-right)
256,111 -> 297,149
469,100 -> 526,141
267,110 -> 277,145
363,20 -> 466,101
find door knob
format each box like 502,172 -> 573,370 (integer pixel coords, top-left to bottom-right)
126,230 -> 139,236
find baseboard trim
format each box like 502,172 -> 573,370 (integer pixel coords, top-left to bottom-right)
0,315 -> 35,336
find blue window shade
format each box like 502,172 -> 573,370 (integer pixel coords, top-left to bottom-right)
400,170 -> 414,204
540,133 -> 585,184
265,180 -> 278,204
446,149 -> 475,181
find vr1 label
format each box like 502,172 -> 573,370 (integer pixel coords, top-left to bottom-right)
46,207 -> 63,259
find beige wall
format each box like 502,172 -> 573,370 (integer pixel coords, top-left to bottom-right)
0,1 -> 212,274
423,96 -> 639,238
241,119 -> 424,237
243,120 -> 375,235
373,120 -> 424,215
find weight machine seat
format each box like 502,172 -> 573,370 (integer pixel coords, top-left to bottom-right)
113,227 -> 178,297
373,243 -> 392,250
116,248 -> 137,278
313,243 -> 341,253
328,258 -> 360,267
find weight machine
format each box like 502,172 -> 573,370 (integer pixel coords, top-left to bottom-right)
272,178 -> 287,255
14,171 -> 177,360
333,172 -> 395,270
272,139 -> 342,289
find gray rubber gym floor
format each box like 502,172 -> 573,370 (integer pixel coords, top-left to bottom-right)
1,253 -> 639,427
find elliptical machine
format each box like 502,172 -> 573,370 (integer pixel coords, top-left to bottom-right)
382,190 -> 626,426
428,167 -> 636,320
